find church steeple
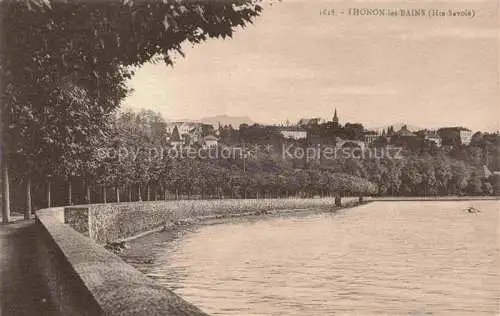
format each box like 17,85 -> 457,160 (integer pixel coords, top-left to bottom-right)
332,108 -> 339,127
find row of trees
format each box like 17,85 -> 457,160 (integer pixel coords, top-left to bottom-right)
1,1 -> 497,223
4,105 -> 497,215
213,122 -> 499,197
0,0 -> 268,222
5,108 -> 378,212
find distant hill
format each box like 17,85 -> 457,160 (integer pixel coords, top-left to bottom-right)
199,115 -> 254,128
369,122 -> 423,134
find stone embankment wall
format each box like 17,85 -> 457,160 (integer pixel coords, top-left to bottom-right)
36,197 -> 357,315
65,197 -> 357,244
36,207 -> 208,316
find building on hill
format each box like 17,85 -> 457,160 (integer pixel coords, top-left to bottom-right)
279,127 -> 307,140
363,130 -> 380,145
166,122 -> 215,146
332,108 -> 340,128
395,125 -> 417,137
335,137 -> 366,150
390,125 -> 421,149
202,135 -> 218,149
297,118 -> 321,127
438,127 -> 473,146
417,130 -> 442,147
460,129 -> 473,145
188,124 -> 215,145
166,122 -> 196,135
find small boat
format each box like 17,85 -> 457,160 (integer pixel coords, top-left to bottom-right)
464,206 -> 480,214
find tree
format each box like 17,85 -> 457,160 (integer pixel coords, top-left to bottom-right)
449,161 -> 470,195
400,159 -> 423,195
466,173 -> 483,196
325,173 -> 376,206
343,123 -> 364,140
434,156 -> 452,195
0,0 -> 265,221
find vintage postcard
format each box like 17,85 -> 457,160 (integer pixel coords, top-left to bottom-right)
1,0 -> 499,315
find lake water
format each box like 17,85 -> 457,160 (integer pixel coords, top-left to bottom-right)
122,201 -> 500,315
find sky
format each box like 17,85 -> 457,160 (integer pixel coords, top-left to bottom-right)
124,0 -> 499,132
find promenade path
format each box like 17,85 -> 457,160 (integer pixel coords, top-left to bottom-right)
0,218 -> 61,316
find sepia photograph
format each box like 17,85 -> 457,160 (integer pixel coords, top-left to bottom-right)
0,0 -> 499,315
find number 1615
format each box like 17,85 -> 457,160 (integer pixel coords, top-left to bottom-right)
320,8 -> 335,16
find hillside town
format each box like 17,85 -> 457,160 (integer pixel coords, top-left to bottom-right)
162,108 -> 476,152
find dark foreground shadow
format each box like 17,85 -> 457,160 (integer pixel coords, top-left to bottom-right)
0,221 -> 61,316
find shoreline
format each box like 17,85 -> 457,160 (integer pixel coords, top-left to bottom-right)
112,199 -> 366,251
117,200 -> 369,266
115,196 -> 497,256
110,196 -> 498,250
370,196 -> 498,202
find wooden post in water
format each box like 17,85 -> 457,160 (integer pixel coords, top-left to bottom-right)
335,194 -> 341,207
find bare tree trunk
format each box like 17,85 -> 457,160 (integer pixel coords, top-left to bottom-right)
147,184 -> 151,201
164,187 -> 167,201
46,178 -> 51,208
103,185 -> 107,204
138,185 -> 142,201
1,105 -> 10,223
68,177 -> 72,205
116,187 -> 120,203
25,179 -> 31,219
1,163 -> 10,223
175,188 -> 179,200
86,182 -> 91,204
128,186 -> 132,202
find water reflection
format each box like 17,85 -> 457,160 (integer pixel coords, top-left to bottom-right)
122,201 -> 500,315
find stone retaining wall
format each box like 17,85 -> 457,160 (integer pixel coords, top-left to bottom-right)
36,207 -> 208,316
65,198 -> 354,244
35,197 -> 355,315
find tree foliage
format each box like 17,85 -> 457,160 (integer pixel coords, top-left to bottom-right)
0,0 -> 265,196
